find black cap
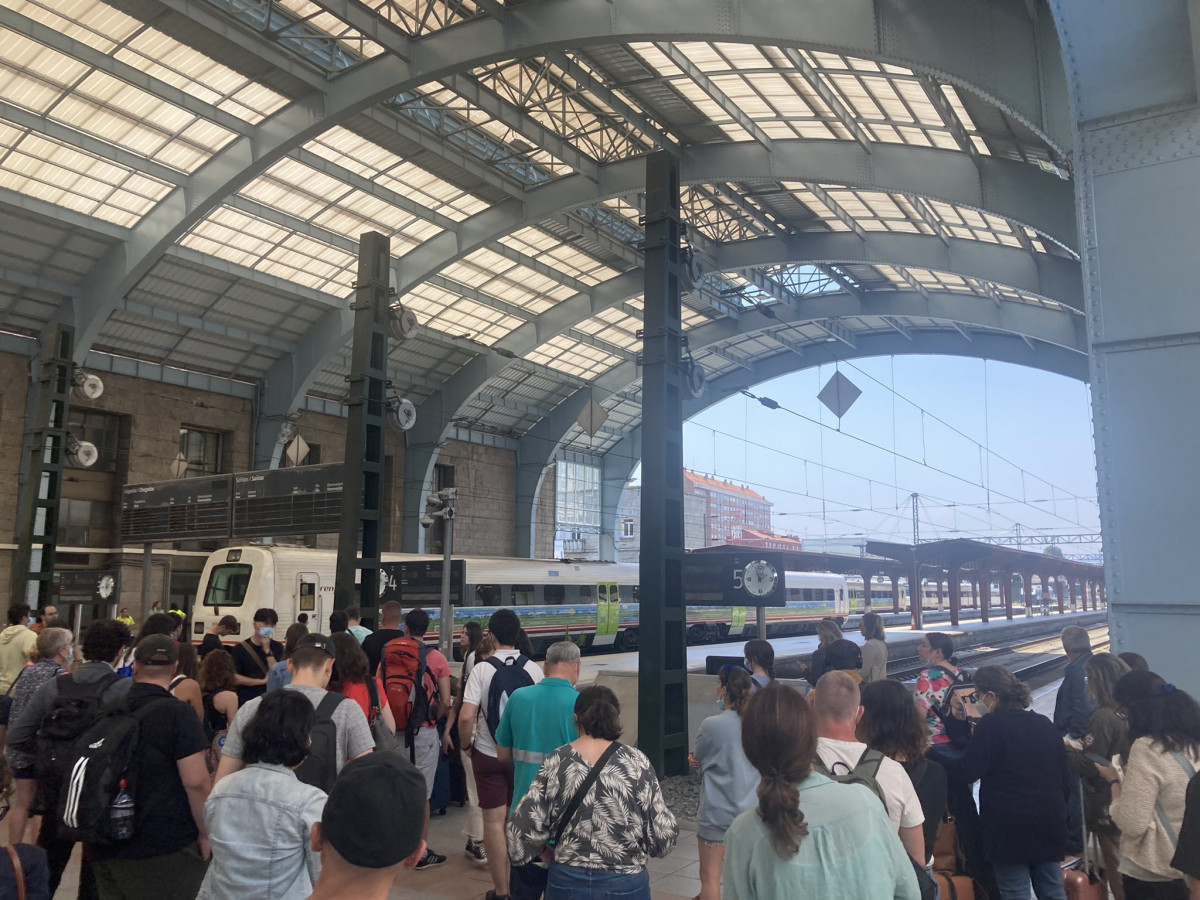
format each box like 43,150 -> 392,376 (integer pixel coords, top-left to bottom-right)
294,633 -> 335,657
322,753 -> 426,868
134,634 -> 178,666
827,638 -> 863,671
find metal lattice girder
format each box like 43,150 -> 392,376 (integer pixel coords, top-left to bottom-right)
587,288 -> 1087,398
713,234 -> 1082,309
63,0 -> 1070,361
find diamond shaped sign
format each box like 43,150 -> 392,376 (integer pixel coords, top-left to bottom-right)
817,371 -> 862,419
576,398 -> 608,437
285,434 -> 310,467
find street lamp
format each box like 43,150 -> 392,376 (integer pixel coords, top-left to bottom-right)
420,488 -> 458,658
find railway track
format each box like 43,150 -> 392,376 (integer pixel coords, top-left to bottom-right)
887,625 -> 1110,682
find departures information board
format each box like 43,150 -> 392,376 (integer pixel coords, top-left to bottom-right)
120,477 -> 232,542
121,465 -> 344,543
231,465 -> 343,538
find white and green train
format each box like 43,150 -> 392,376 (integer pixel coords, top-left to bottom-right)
193,546 -> 849,654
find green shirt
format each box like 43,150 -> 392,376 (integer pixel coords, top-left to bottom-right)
494,676 -> 579,814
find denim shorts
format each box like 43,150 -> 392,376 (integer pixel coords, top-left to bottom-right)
546,863 -> 649,900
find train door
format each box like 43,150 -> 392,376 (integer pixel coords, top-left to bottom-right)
593,582 -> 620,647
296,572 -> 320,626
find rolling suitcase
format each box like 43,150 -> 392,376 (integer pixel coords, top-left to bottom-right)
1063,777 -> 1105,899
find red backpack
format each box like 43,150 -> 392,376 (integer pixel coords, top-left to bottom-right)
380,636 -> 438,746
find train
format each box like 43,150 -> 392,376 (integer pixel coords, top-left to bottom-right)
192,546 -> 850,654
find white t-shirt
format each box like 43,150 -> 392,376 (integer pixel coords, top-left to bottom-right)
816,737 -> 925,831
462,649 -> 543,757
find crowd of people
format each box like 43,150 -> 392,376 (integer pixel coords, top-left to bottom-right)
1,601 -> 1199,900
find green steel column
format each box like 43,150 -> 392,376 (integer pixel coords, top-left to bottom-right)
13,325 -> 74,610
638,152 -> 688,778
334,232 -> 390,616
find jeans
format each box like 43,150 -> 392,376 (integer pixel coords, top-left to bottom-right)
545,863 -> 650,900
992,861 -> 1068,900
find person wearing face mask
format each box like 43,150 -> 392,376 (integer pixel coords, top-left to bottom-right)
232,608 -> 284,705
938,665 -> 1072,900
690,665 -> 760,900
5,626 -> 73,844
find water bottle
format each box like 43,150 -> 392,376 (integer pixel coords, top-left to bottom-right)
110,779 -> 135,840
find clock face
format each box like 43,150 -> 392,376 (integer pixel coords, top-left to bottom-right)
98,575 -> 115,599
742,560 -> 779,598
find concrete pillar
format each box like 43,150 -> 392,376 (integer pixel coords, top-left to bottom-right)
890,574 -> 901,614
979,573 -> 990,623
1056,576 -> 1064,615
1068,578 -> 1077,612
1023,572 -> 1034,617
1003,572 -> 1014,620
910,565 -> 924,631
947,567 -> 961,627
936,578 -> 944,612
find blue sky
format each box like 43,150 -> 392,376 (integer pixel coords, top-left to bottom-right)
675,355 -> 1100,555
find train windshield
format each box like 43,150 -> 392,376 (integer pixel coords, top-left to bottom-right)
203,564 -> 251,608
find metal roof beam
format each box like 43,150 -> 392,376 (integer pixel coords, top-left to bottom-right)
476,394 -> 557,419
917,76 -> 981,162
655,43 -> 775,151
813,318 -> 857,348
547,52 -> 682,155
711,185 -> 789,238
895,267 -> 931,300
804,183 -> 867,240
781,48 -> 875,152
881,316 -> 914,341
425,274 -> 533,323
951,321 -> 974,342
818,265 -> 865,300
115,298 -> 296,354
704,345 -> 756,371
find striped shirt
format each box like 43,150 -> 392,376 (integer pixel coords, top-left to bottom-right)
494,676 -> 579,814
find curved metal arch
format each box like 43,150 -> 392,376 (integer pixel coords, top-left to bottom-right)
515,329 -> 1088,555
414,231 -> 1081,446
588,290 -> 1087,396
67,0 -> 1068,363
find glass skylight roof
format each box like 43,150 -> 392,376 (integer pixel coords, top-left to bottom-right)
0,0 -> 1079,444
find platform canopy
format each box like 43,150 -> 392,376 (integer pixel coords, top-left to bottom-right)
0,0 -> 1084,513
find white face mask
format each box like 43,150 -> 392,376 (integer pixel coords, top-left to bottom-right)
976,693 -> 993,716
258,626 -> 274,638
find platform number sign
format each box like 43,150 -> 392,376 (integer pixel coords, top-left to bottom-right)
683,552 -> 787,606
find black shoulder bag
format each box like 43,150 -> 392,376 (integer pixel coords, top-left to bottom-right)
548,742 -> 621,851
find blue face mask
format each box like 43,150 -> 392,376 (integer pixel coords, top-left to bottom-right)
716,697 -> 725,711
258,626 -> 274,638
66,646 -> 74,663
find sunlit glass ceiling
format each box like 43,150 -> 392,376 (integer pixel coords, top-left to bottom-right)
0,0 -> 1079,436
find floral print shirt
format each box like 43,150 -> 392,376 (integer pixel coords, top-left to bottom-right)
914,663 -> 962,745
508,743 -> 679,873
5,659 -> 65,770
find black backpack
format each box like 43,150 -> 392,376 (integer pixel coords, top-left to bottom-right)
57,697 -> 174,844
484,654 -> 535,737
36,673 -> 123,782
292,692 -> 346,793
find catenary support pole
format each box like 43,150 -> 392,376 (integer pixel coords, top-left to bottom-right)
638,151 -> 688,778
334,232 -> 390,618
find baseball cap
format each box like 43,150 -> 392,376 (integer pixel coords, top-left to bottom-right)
322,752 -> 426,867
294,633 -> 335,657
134,634 -> 178,666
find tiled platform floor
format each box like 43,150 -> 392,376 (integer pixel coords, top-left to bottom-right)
39,673 -> 1070,899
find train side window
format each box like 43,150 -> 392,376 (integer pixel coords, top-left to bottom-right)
475,585 -> 501,607
579,585 -> 592,601
631,586 -> 639,603
512,584 -> 535,606
203,564 -> 251,607
544,585 -> 565,605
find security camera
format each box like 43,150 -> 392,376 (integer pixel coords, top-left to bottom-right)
419,515 -> 436,529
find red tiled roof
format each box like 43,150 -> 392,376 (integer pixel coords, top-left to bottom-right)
684,470 -> 771,503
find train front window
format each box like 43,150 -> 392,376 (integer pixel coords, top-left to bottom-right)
203,564 -> 251,607
544,585 -> 565,605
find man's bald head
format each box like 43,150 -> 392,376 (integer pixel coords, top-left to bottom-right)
814,670 -> 862,724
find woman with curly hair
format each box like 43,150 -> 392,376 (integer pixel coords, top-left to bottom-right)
859,678 -> 947,865
722,683 -> 919,899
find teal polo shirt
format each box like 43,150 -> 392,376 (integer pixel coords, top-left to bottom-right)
494,676 -> 579,813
